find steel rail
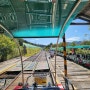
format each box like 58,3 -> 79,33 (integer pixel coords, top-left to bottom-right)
0,78 -> 6,90
4,53 -> 40,90
5,72 -> 22,90
26,51 -> 52,87
26,51 -> 44,83
45,51 -> 55,85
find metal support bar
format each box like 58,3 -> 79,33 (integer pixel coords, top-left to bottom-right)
25,0 -> 52,3
14,39 -> 24,84
52,0 -> 57,28
71,22 -> 90,25
0,24 -> 24,84
63,34 -> 67,76
26,12 -> 52,16
9,0 -> 19,32
55,49 -> 57,86
54,35 -> 60,86
77,13 -> 90,22
63,34 -> 69,90
27,22 -> 52,26
78,17 -> 90,22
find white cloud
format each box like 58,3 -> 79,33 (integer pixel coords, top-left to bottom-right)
66,37 -> 80,42
35,39 -> 39,40
30,39 -> 39,41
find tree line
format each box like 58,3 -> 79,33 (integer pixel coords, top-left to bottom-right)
0,34 -> 41,62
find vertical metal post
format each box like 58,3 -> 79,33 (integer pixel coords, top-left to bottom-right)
9,0 -> 24,84
15,40 -> 24,84
54,37 -> 59,86
0,24 -> 24,85
55,49 -> 56,85
63,34 -> 68,89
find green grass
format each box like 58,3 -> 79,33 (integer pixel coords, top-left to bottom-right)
25,48 -> 41,57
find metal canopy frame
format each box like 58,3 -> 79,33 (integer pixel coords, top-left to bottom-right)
71,22 -> 90,25
0,0 -> 90,89
0,0 -> 89,38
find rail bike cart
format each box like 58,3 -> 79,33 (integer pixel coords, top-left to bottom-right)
49,50 -> 55,58
0,0 -> 90,90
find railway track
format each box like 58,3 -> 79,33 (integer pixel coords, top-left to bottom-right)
48,55 -> 90,90
0,53 -> 40,90
0,51 -> 53,90
1,51 -> 90,90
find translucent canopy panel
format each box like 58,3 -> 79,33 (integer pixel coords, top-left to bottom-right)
52,45 -> 90,51
69,45 -> 90,49
0,0 -> 89,38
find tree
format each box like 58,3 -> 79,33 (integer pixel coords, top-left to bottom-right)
18,38 -> 23,46
80,40 -> 90,45
50,43 -> 52,48
70,42 -> 76,46
23,45 -> 27,55
58,43 -> 63,47
0,34 -> 16,61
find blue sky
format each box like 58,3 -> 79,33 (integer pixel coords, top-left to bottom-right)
24,19 -> 90,45
66,19 -> 90,42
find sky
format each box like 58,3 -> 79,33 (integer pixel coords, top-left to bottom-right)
24,19 -> 90,45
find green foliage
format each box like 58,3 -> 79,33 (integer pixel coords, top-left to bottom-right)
52,43 -> 63,47
23,45 -> 27,55
70,42 -> 76,46
0,34 -> 41,62
45,44 -> 51,50
45,43 -> 63,51
25,48 -> 41,57
75,49 -> 90,54
18,39 -> 23,46
18,38 -> 29,46
80,40 -> 90,45
0,34 -> 19,61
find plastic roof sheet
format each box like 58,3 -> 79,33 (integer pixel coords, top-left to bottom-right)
0,0 -> 89,38
52,45 -> 90,51
67,45 -> 90,49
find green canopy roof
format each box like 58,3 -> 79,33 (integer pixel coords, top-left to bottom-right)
51,45 -> 90,51
0,0 -> 89,38
69,45 -> 90,49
